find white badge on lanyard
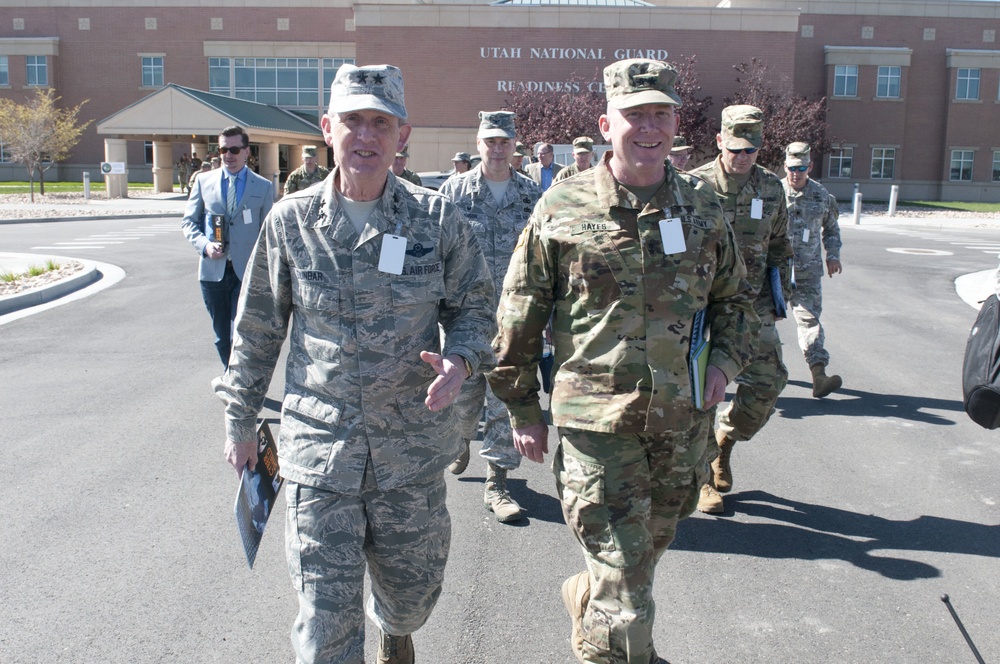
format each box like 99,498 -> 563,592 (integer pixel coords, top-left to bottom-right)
378,234 -> 407,274
750,198 -> 764,220
802,227 -> 810,243
658,218 -> 686,255
243,209 -> 253,225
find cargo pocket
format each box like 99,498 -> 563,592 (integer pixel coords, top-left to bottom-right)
554,446 -> 619,563
280,393 -> 344,474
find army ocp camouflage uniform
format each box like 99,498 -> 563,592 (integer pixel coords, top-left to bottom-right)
284,163 -> 331,196
688,156 -> 792,442
397,168 -> 423,187
489,152 -> 755,663
438,164 -> 541,470
783,177 -> 841,367
213,167 -> 495,663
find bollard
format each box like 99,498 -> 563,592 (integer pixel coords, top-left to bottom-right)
272,172 -> 281,201
83,172 -> 91,201
888,185 -> 899,217
852,192 -> 862,225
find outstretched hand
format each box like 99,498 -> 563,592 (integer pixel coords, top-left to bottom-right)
421,351 -> 470,412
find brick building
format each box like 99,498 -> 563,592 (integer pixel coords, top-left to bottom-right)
0,0 -> 997,201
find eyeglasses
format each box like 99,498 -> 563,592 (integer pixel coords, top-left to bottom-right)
218,146 -> 245,155
787,165 -> 809,172
726,147 -> 758,155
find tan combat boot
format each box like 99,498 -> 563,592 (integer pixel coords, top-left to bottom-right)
561,571 -> 590,663
447,440 -> 470,475
810,363 -> 843,399
711,432 -> 736,493
376,630 -> 414,664
696,482 -> 724,514
484,463 -> 523,522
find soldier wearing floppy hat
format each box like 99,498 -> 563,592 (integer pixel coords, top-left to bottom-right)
689,104 -> 793,515
488,58 -> 754,664
215,63 -> 495,664
782,141 -> 844,398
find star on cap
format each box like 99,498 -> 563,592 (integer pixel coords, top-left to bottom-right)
351,71 -> 368,84
371,72 -> 385,85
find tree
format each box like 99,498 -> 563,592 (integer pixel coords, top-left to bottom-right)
503,74 -> 607,148
725,58 -> 832,173
670,55 -> 715,166
0,88 -> 91,201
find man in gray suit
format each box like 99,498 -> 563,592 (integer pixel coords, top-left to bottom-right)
524,142 -> 563,191
181,125 -> 275,367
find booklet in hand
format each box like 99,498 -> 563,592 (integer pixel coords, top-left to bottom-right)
233,421 -> 283,569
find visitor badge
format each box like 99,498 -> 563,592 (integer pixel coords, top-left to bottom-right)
750,199 -> 763,220
802,228 -> 810,242
658,218 -> 686,255
378,234 -> 407,274
243,209 -> 253,224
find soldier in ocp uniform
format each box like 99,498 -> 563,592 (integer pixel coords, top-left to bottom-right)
489,59 -> 755,664
283,144 -> 330,196
782,141 -> 843,397
213,63 -> 495,664
552,136 -> 595,183
667,135 -> 693,171
511,141 -> 529,175
391,145 -> 423,186
688,105 -> 793,514
438,111 -> 542,523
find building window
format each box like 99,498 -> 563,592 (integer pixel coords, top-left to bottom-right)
26,56 -> 48,86
993,151 -> 1000,182
956,68 -> 980,100
0,137 -> 11,163
876,66 -> 901,98
829,148 -> 853,178
0,56 -> 8,86
144,141 -> 153,165
141,56 -> 164,88
950,150 -> 975,181
209,57 -> 230,94
871,148 -> 895,179
834,65 -> 858,97
323,58 -> 355,106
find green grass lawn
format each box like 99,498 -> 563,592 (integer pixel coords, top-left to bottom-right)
899,201 -> 1000,213
0,181 -> 156,195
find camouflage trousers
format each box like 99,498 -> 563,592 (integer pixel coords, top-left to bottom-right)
716,315 -> 788,442
554,421 -> 711,663
284,465 -> 450,664
790,278 -> 830,367
457,373 -> 521,470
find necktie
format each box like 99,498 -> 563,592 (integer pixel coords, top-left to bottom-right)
227,174 -> 237,214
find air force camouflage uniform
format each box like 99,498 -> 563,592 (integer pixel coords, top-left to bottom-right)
438,151 -> 542,470
214,163 -> 495,662
489,140 -> 754,661
688,142 -> 792,442
783,176 -> 841,367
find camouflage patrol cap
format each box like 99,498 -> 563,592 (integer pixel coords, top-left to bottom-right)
477,111 -> 516,140
302,145 -> 318,157
572,136 -> 594,154
395,144 -> 410,159
671,135 -> 694,154
720,105 -> 763,150
514,142 -> 529,157
329,63 -> 407,120
785,141 -> 811,167
452,151 -> 472,163
603,59 -> 682,110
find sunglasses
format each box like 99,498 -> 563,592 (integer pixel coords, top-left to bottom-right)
218,145 -> 246,155
726,147 -> 758,155
787,165 -> 809,172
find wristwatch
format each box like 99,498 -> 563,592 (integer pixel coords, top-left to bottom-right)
460,356 -> 474,378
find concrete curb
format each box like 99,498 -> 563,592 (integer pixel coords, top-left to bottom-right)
0,212 -> 183,226
0,260 -> 102,315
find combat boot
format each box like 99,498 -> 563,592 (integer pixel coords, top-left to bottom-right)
711,432 -> 736,493
484,463 -> 523,523
448,440 -> 470,475
810,363 -> 843,399
696,482 -> 724,514
561,571 -> 590,663
376,630 -> 414,664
